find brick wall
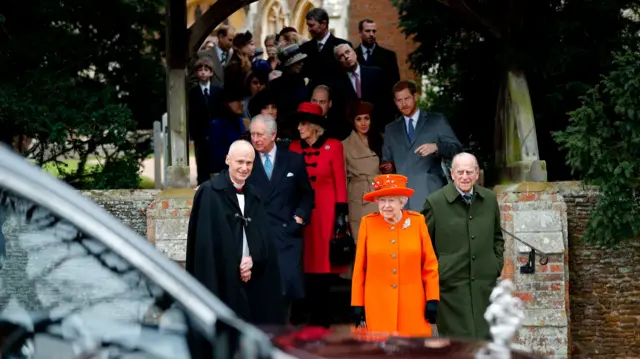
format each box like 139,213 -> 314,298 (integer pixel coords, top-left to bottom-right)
558,183 -> 640,358
496,183 -> 570,358
347,0 -> 418,82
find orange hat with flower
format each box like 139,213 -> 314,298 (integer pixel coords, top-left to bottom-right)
363,174 -> 415,202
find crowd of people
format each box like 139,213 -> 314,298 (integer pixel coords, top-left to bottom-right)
184,6 -> 506,350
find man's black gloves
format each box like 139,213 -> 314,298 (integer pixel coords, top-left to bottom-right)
425,300 -> 438,324
352,306 -> 366,327
334,203 -> 349,236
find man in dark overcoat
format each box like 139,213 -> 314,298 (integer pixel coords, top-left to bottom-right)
421,152 -> 505,340
186,140 -> 285,327
246,114 -> 314,319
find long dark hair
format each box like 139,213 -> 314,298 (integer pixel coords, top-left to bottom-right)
354,117 -> 383,162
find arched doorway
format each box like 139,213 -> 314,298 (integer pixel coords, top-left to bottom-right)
291,0 -> 318,40
259,0 -> 290,48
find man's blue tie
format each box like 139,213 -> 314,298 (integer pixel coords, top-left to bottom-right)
407,119 -> 415,141
203,88 -> 209,106
264,154 -> 273,179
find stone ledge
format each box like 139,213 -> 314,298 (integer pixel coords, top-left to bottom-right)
514,210 -> 564,233
516,327 -> 569,358
523,309 -> 568,327
516,232 -> 565,254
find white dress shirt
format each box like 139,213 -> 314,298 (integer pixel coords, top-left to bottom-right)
404,109 -> 421,133
260,145 -> 277,168
231,179 -> 250,257
361,44 -> 376,61
348,65 -> 362,94
200,81 -> 210,95
317,32 -> 331,50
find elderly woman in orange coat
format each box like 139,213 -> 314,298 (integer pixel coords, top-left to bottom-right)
351,174 -> 439,337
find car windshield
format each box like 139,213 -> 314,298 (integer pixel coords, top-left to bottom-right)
0,186 -> 189,358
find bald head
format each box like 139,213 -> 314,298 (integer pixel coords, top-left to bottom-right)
452,152 -> 479,170
450,152 -> 479,193
227,140 -> 255,158
226,140 -> 255,184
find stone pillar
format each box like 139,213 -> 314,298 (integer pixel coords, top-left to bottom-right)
165,0 -> 191,188
496,183 -> 569,358
146,189 -> 194,267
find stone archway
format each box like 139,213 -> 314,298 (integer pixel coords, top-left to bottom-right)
259,0 -> 290,47
291,0 -> 318,39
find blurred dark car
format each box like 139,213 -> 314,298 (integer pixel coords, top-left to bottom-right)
0,144 -> 542,359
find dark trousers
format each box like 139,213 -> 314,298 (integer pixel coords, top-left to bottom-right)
193,139 -> 212,185
306,273 -> 335,328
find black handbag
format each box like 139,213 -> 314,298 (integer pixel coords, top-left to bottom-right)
329,232 -> 356,266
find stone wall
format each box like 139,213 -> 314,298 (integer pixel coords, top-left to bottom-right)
557,183 -> 640,358
81,190 -> 160,237
496,183 -> 569,358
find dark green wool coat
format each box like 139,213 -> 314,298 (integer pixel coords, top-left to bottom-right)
421,183 -> 504,340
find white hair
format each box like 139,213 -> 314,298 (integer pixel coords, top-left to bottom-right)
452,152 -> 479,170
227,140 -> 254,157
333,43 -> 352,60
250,114 -> 277,135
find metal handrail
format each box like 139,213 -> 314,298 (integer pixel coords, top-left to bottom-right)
501,227 -> 549,273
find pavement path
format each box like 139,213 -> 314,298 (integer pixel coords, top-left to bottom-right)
139,156 -> 199,188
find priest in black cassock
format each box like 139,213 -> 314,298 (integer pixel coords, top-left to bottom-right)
185,139 -> 285,326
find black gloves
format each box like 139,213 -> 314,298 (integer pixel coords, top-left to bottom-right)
352,306 -> 366,327
425,300 -> 438,324
334,203 -> 349,236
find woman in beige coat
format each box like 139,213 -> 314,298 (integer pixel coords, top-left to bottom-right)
341,101 -> 383,278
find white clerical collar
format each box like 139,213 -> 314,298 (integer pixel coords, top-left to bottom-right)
230,178 -> 244,191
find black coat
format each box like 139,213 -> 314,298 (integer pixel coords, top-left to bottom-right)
356,44 -> 400,93
185,171 -> 285,325
269,73 -> 311,138
299,34 -> 351,86
246,147 -> 314,300
188,84 -> 223,141
327,65 -> 392,131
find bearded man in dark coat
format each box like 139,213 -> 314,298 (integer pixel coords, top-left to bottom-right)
186,139 -> 285,326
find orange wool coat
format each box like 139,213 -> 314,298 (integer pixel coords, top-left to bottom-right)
351,210 -> 439,337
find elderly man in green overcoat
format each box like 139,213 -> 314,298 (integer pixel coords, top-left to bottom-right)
421,152 -> 504,340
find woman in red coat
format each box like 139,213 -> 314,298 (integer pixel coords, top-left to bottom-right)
289,102 -> 349,328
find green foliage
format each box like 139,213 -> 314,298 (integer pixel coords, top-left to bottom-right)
555,49 -> 640,246
0,0 -> 165,189
392,0 -> 640,184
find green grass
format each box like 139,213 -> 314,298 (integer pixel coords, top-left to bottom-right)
41,159 -> 158,189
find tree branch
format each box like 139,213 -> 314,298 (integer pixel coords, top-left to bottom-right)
434,0 -> 502,39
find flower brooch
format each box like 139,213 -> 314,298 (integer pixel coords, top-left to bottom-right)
402,218 -> 411,230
